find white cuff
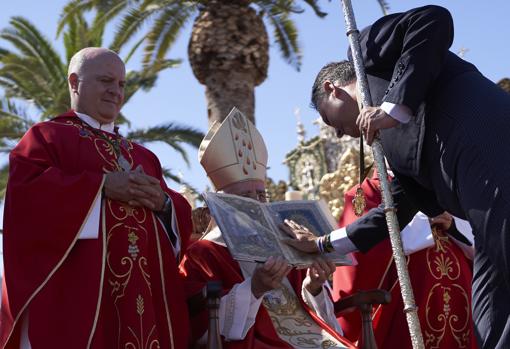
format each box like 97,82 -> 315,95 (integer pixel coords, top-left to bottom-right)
302,284 -> 327,312
380,102 -> 412,124
329,228 -> 358,255
400,212 -> 435,255
302,283 -> 343,335
218,277 -> 264,340
78,192 -> 101,239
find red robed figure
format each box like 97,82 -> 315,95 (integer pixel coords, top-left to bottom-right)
180,239 -> 357,349
333,172 -> 477,349
1,112 -> 192,349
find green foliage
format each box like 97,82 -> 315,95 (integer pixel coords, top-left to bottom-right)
0,11 -> 205,199
0,17 -> 68,118
0,98 -> 33,151
59,0 -> 329,71
127,122 -> 204,166
0,163 -> 9,199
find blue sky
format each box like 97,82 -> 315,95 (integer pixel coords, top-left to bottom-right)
1,0 -> 510,195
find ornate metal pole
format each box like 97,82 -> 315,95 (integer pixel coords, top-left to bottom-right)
339,1 -> 425,348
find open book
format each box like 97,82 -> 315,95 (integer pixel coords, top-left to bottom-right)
202,192 -> 354,268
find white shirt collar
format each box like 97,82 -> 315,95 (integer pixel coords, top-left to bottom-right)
74,111 -> 115,134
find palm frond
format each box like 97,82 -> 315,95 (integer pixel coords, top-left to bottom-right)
116,112 -> 132,127
142,4 -> 194,66
0,55 -> 63,111
3,17 -> 66,88
161,166 -> 200,192
57,0 -> 96,36
162,167 -> 183,184
0,98 -> 33,138
264,8 -> 301,70
110,4 -> 161,52
122,33 -> 147,64
301,0 -> 328,18
126,123 -> 204,146
89,0 -> 132,46
0,162 -> 10,200
377,0 -> 390,15
123,58 -> 181,103
0,98 -> 32,150
126,123 -> 204,166
256,0 -> 327,17
0,66 -> 54,110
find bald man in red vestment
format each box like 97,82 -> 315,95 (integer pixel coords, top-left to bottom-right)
0,47 -> 192,349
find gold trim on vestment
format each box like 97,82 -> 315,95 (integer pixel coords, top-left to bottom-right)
423,239 -> 471,348
3,175 -> 106,347
87,192 -> 108,348
263,284 -> 347,348
151,213 -> 175,348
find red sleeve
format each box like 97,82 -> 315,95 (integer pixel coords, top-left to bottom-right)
2,123 -> 104,321
179,241 -> 245,339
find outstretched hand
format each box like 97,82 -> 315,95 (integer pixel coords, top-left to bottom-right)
280,219 -> 319,254
356,106 -> 399,145
251,256 -> 292,298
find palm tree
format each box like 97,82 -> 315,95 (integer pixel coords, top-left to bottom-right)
0,15 -> 204,197
58,0 -> 328,125
0,98 -> 31,198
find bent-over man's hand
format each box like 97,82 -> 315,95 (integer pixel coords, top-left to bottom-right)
303,257 -> 336,296
251,256 -> 292,298
430,211 -> 453,231
280,219 -> 319,253
104,165 -> 166,211
356,106 -> 399,145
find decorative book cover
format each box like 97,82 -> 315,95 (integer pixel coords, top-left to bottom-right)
203,192 -> 354,268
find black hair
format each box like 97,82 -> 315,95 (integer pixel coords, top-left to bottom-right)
310,60 -> 356,110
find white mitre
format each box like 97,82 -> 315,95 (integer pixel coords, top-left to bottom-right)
198,107 -> 268,190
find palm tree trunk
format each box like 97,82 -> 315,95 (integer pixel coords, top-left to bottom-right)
204,70 -> 256,126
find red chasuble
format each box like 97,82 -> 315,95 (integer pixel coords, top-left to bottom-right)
179,239 -> 356,349
0,112 -> 192,349
333,173 -> 478,349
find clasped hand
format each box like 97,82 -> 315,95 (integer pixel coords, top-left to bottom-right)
251,256 -> 335,298
356,106 -> 399,145
251,256 -> 292,298
104,165 -> 165,211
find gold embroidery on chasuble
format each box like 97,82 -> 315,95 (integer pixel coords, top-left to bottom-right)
262,285 -> 347,349
423,228 -> 471,349
68,120 -> 166,348
66,120 -> 135,173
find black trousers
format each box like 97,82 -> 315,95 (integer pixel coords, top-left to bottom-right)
424,71 -> 510,348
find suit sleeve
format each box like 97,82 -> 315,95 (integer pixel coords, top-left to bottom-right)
345,175 -> 444,253
356,5 -> 454,114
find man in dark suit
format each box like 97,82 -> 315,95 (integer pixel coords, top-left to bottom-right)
285,5 -> 510,349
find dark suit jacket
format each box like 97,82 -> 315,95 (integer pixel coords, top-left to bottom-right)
345,6 -> 476,251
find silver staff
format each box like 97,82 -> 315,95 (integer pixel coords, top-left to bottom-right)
339,1 -> 425,348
